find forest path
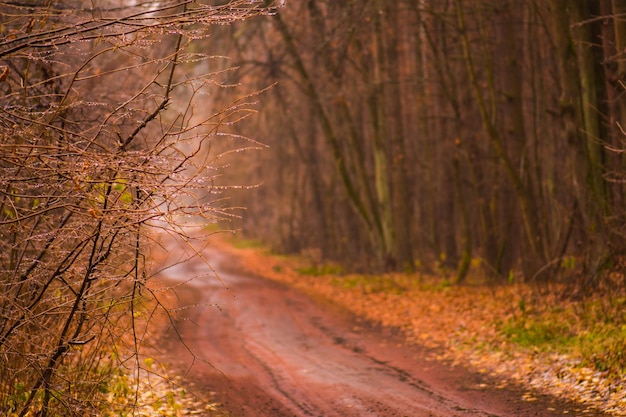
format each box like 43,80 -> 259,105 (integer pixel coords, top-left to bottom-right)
151,235 -> 603,417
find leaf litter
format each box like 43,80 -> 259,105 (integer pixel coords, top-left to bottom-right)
213,237 -> 626,416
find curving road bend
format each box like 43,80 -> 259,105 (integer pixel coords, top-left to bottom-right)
153,237 -> 604,417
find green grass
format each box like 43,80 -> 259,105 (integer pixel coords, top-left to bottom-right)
500,296 -> 626,378
576,325 -> 626,375
297,264 -> 343,276
502,317 -> 574,348
330,274 -> 406,294
229,237 -> 264,249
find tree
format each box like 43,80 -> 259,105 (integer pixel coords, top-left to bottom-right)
222,0 -> 626,287
0,1 -> 277,415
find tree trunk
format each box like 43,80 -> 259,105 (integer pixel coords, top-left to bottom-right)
548,0 -> 611,284
455,0 -> 548,278
384,1 -> 415,271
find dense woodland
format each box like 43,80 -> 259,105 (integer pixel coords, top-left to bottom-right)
1,0 -> 626,416
213,0 -> 626,287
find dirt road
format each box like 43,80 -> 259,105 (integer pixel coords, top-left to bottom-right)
154,238 -> 607,417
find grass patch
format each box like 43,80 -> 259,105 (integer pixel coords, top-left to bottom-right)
502,317 -> 574,348
500,295 -> 626,378
229,237 -> 265,249
576,325 -> 626,376
297,264 -> 343,276
330,274 -> 406,294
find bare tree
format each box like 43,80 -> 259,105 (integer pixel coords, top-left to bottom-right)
219,0 -> 626,287
0,1 -> 277,416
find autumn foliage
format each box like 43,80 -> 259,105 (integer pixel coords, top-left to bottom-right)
0,1 -> 276,416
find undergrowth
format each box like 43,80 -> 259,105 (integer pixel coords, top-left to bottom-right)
298,264 -> 344,277
327,267 -> 626,379
499,294 -> 626,379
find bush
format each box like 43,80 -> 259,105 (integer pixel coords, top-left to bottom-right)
0,1 -> 278,415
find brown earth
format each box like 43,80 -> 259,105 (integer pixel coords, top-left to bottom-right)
149,234 -> 613,417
